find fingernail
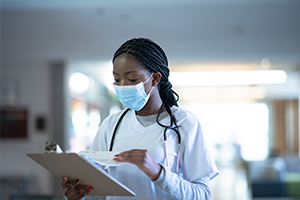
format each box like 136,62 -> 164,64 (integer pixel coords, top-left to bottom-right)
88,186 -> 94,191
63,176 -> 68,180
113,158 -> 118,161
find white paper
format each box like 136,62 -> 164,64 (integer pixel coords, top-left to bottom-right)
78,151 -> 125,167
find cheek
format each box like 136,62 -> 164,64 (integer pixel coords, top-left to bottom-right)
144,82 -> 154,95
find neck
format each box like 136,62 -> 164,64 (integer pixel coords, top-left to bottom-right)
136,92 -> 165,116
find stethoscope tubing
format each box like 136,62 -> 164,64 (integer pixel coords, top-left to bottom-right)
109,108 -> 181,173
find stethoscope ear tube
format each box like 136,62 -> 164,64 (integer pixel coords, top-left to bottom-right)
163,126 -> 181,173
176,143 -> 180,173
163,126 -> 181,144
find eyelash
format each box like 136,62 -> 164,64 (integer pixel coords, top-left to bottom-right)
114,79 -> 137,83
129,79 -> 137,82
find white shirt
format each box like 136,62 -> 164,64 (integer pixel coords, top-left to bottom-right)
89,107 -> 218,200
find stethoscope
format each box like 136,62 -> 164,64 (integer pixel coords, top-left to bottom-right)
109,108 -> 181,173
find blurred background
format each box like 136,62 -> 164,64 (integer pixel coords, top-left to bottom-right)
1,1 -> 299,200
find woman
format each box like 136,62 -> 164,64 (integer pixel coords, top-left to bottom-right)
61,38 -> 219,200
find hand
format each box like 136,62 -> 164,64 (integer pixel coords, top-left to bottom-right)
113,149 -> 162,180
61,176 -> 94,200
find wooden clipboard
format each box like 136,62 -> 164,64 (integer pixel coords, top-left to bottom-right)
27,153 -> 135,196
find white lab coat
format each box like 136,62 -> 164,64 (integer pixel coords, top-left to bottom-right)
89,107 -> 218,200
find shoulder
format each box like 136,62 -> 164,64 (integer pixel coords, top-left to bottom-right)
172,106 -> 200,125
172,106 -> 204,140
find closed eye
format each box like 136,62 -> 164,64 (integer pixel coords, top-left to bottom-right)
129,79 -> 137,83
114,79 -> 120,83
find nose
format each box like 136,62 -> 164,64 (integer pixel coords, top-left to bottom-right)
119,79 -> 126,86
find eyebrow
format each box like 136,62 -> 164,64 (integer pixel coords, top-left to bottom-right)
113,70 -> 139,75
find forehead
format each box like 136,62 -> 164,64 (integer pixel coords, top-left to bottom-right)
113,54 -> 148,73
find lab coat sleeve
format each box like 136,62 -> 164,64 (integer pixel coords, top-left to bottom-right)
179,111 -> 219,181
153,164 -> 211,200
152,109 -> 218,200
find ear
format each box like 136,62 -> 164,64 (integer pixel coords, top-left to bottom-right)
152,72 -> 161,87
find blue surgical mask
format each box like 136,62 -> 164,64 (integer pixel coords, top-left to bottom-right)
114,74 -> 154,111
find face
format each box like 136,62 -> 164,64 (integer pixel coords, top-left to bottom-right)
113,54 -> 163,113
113,54 -> 152,87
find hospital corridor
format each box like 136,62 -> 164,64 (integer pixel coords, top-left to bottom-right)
1,1 -> 300,199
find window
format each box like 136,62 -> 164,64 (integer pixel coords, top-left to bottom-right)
182,102 -> 269,163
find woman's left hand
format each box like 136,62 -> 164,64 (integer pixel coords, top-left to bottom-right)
113,149 -> 162,180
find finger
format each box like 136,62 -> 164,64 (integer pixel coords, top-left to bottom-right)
113,151 -> 128,161
114,151 -> 123,157
113,149 -> 147,164
70,186 -> 94,200
126,149 -> 146,159
68,179 -> 80,191
113,151 -> 125,162
119,150 -> 146,163
65,183 -> 91,200
80,186 -> 94,196
61,176 -> 69,189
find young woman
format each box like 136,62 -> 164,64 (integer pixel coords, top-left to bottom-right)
61,38 -> 219,200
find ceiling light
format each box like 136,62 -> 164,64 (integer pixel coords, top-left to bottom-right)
169,70 -> 287,86
69,73 -> 90,93
174,86 -> 266,101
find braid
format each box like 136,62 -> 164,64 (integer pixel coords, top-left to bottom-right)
113,38 -> 179,108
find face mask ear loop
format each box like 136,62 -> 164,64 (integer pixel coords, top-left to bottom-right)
144,73 -> 155,96
147,85 -> 154,96
143,73 -> 154,85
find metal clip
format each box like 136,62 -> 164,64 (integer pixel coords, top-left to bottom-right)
45,141 -> 63,153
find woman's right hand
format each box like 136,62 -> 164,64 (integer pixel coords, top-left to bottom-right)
61,176 -> 94,200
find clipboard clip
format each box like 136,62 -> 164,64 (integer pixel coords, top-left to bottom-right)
45,141 -> 63,153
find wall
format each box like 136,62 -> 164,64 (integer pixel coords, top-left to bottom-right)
272,99 -> 299,155
0,60 -> 54,198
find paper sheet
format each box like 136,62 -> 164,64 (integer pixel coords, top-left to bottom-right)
78,151 -> 125,167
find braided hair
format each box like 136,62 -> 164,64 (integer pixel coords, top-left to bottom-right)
113,38 -> 179,128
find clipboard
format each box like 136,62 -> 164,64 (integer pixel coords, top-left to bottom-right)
27,153 -> 135,196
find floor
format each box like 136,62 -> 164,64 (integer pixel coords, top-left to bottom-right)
210,162 -> 300,200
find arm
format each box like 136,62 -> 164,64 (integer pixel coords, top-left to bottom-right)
114,150 -> 212,200
153,164 -> 211,200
